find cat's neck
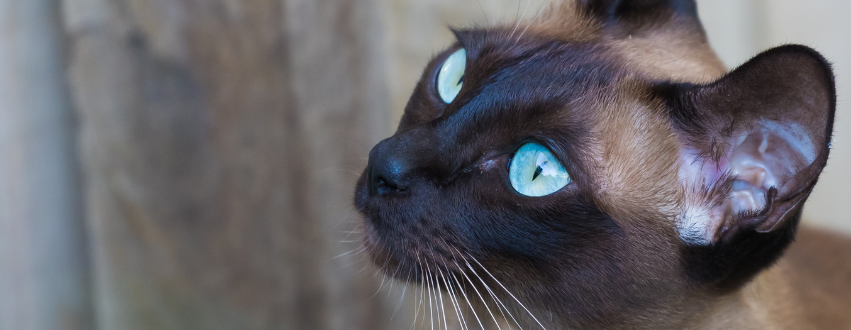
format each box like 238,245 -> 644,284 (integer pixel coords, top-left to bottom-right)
682,260 -> 803,330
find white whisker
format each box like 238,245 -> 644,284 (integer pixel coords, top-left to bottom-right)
425,261 -> 436,330
436,268 -> 448,330
410,283 -> 422,330
451,256 -> 505,330
330,210 -> 358,231
444,241 -> 502,330
511,0 -> 532,40
447,247 -> 520,330
386,273 -> 398,299
474,0 -> 490,27
354,259 -> 373,276
516,0 -> 550,44
369,273 -> 388,300
465,252 -> 548,330
441,249 -> 469,330
393,271 -> 411,321
450,269 -> 486,330
416,255 -> 429,330
332,246 -> 367,259
440,259 -> 470,330
435,263 -> 459,330
425,245 -> 448,330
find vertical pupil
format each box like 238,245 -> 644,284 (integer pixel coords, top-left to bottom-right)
532,165 -> 544,181
457,75 -> 465,85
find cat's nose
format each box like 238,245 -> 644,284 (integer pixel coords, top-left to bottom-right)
367,137 -> 414,196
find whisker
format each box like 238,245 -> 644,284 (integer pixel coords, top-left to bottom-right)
474,0 -> 490,27
461,266 -> 502,330
511,0 -> 532,40
354,259 -> 373,276
440,258 -> 470,330
460,257 -> 520,330
386,272 -> 398,299
425,261 -> 435,330
368,273 -> 388,300
442,246 -> 518,330
416,254 -> 429,330
332,246 -> 367,259
510,0 -> 522,39
450,256 -> 505,330
431,271 -> 441,330
461,262 -> 502,330
413,264 -> 426,330
340,229 -> 363,241
445,276 -> 468,330
433,261 -> 456,330
410,283 -> 421,330
425,245 -> 448,330
516,0 -> 550,45
435,268 -> 448,330
392,270 -> 411,321
380,252 -> 394,272
465,252 -> 548,330
331,210 -> 359,231
450,269 -> 486,330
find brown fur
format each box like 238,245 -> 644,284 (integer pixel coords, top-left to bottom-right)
675,227 -> 851,330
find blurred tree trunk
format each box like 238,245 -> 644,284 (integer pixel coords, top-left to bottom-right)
0,0 -> 93,329
63,0 -> 404,329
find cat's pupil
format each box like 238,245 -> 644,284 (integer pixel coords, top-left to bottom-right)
532,163 -> 546,181
457,75 -> 464,85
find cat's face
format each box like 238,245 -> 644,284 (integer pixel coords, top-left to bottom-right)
354,1 -> 835,328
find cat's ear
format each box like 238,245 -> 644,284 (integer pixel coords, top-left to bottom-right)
664,45 -> 836,245
578,0 -> 698,24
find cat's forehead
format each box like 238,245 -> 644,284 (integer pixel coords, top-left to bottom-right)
423,28 -> 625,123
452,28 -> 616,81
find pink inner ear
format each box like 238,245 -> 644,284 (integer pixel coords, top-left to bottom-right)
726,120 -> 816,214
678,120 -> 817,244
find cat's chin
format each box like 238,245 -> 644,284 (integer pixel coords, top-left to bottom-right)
360,214 -> 468,286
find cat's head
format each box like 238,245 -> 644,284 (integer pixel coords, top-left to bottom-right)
354,0 -> 835,328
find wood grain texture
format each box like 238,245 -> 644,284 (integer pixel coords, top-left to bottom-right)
64,0 -> 406,328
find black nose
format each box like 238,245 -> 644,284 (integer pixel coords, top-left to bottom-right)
367,138 -> 412,196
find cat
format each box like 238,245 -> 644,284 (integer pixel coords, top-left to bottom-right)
354,0 -> 851,329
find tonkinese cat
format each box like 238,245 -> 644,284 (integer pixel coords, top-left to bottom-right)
354,1 -> 851,329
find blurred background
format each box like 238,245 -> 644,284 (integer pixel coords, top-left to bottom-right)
0,0 -> 848,329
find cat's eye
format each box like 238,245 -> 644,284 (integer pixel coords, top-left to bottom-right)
509,143 -> 571,197
436,48 -> 466,103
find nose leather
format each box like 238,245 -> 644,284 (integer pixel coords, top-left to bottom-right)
367,138 -> 410,196
366,131 -> 434,196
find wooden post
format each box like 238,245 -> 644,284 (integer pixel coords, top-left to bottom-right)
0,0 -> 93,329
63,0 -> 409,328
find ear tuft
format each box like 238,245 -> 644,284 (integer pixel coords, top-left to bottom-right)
667,45 -> 835,246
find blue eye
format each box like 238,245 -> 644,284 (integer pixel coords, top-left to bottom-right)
437,49 -> 466,103
509,143 -> 571,197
